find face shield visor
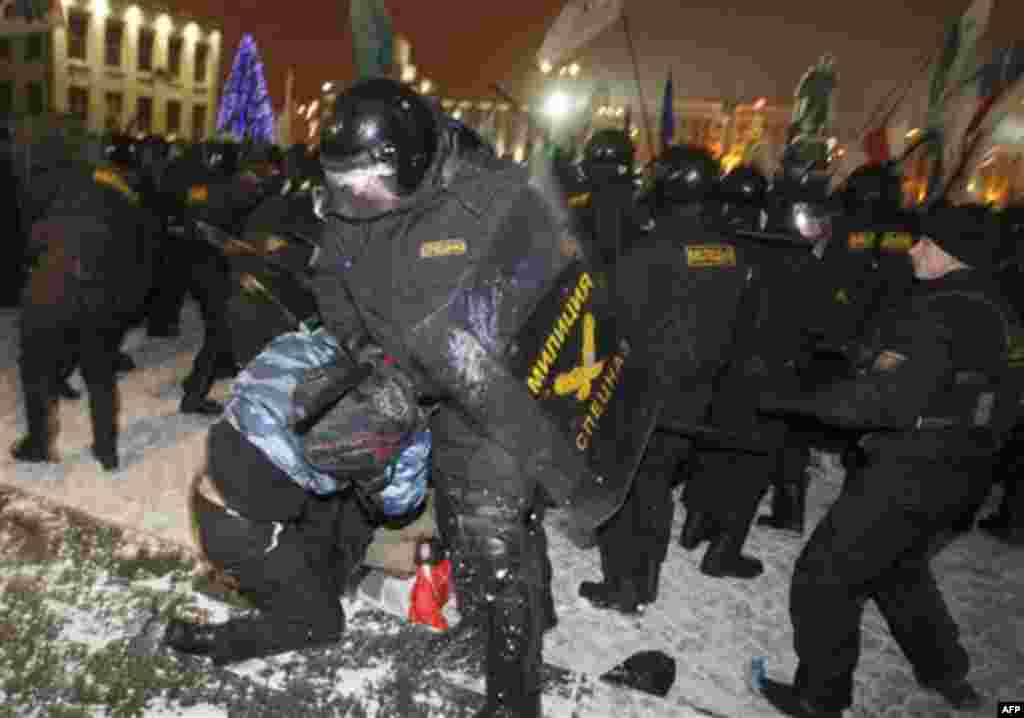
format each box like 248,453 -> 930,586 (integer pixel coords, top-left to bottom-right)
321,153 -> 406,221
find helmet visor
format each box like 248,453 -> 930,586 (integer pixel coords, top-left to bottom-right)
322,155 -> 404,221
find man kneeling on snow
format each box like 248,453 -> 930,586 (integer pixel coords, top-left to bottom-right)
165,326 -> 432,665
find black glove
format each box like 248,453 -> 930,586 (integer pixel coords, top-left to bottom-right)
303,358 -> 421,494
292,361 -> 373,430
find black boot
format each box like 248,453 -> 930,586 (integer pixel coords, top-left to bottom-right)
10,435 -> 57,463
579,535 -> 642,614
921,678 -> 983,711
115,352 -> 136,373
643,559 -> 662,605
700,530 -> 763,579
164,614 -> 343,666
759,678 -> 842,718
180,395 -> 223,416
57,378 -> 81,400
757,479 -> 807,535
579,577 -> 643,614
979,485 -> 1024,545
458,512 -> 542,718
679,510 -> 717,550
473,592 -> 543,718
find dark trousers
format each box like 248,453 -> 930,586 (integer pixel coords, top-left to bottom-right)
790,450 -> 991,711
175,239 -> 235,400
198,426 -> 375,651
430,406 -> 547,713
596,431 -> 683,587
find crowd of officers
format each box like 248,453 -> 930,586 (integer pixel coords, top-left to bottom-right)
4,77 -> 1024,718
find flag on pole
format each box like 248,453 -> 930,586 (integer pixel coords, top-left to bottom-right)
969,45 -> 1024,135
349,0 -> 394,80
0,0 -> 65,36
659,72 -> 674,152
927,0 -> 993,124
536,0 -> 624,68
943,71 -> 1024,200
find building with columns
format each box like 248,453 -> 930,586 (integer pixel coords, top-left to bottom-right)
0,0 -> 222,140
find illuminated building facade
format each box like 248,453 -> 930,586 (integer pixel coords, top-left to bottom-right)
0,0 -> 222,140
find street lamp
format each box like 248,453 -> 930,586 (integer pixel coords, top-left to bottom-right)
322,82 -> 333,93
539,60 -> 553,74
568,62 -> 580,78
543,91 -> 572,122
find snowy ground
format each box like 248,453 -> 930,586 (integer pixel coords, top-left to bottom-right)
0,303 -> 1022,717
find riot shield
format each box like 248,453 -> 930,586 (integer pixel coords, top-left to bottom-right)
505,261 -> 662,530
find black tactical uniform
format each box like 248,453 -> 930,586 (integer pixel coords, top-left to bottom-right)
573,129 -> 638,268
679,179 -> 835,577
308,79 -> 597,718
13,145 -> 160,470
0,128 -> 25,307
984,205 -> 1024,544
156,142 -> 267,414
757,229 -> 1017,717
578,144 -> 739,612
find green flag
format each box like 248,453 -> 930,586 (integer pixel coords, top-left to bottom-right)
350,0 -> 394,80
928,0 -> 992,125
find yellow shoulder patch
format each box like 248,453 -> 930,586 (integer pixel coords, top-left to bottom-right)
686,243 -> 736,268
880,232 -> 914,252
848,231 -> 914,252
188,185 -> 209,203
848,232 -> 873,250
420,238 -> 467,258
92,168 -> 139,203
568,192 -> 591,208
265,236 -> 289,253
834,288 -> 850,305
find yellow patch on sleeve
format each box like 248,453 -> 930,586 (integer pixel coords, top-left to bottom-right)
880,233 -> 914,252
848,232 -> 873,250
188,185 -> 209,203
420,238 -> 467,258
92,168 -> 139,203
686,244 -> 736,268
568,192 -> 591,208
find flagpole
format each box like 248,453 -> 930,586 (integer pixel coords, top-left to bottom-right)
619,11 -> 655,160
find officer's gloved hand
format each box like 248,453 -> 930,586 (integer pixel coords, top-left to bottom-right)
292,360 -> 373,429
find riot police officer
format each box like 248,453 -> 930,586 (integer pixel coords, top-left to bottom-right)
756,217 -> 1016,716
578,144 -> 738,612
574,128 -> 639,267
680,169 -> 841,575
708,163 -> 769,232
307,78 -> 604,718
156,140 -> 265,414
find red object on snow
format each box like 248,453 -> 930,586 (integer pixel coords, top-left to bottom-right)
408,542 -> 452,631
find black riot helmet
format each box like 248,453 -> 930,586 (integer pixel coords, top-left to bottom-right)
719,164 -> 768,204
652,144 -> 720,204
104,132 -> 139,169
581,129 -> 634,185
839,162 -> 903,215
319,78 -> 441,220
449,118 -> 495,160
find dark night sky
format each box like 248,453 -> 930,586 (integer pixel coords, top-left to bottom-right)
176,0 -> 1024,133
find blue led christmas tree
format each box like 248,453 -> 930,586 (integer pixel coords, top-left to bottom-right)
216,34 -> 275,143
